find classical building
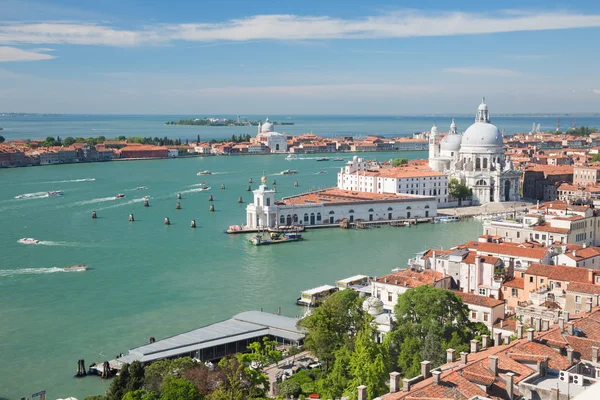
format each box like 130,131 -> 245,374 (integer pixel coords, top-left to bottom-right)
428,99 -> 521,205
256,118 -> 288,153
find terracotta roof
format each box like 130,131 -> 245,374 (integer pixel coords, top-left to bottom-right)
464,241 -> 550,259
453,291 -> 505,308
374,269 -> 445,289
525,263 -> 594,283
562,246 -> 600,260
461,251 -> 502,266
510,340 -> 572,370
281,188 -> 420,206
360,165 -> 446,179
503,277 -> 524,289
532,225 -> 570,234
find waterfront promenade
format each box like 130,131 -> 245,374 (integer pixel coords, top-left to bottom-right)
437,200 -> 534,218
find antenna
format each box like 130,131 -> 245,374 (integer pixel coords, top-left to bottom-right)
556,117 -> 560,132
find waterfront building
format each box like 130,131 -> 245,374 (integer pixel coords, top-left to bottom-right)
245,175 -> 437,228
337,156 -> 450,206
256,118 -> 288,153
391,137 -> 428,151
483,201 -> 600,247
428,99 -> 521,205
119,145 -> 169,159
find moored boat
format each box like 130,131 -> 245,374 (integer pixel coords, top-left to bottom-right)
249,232 -> 303,246
316,171 -> 327,175
296,285 -> 338,307
435,216 -> 460,223
63,264 -> 88,272
18,237 -> 40,244
334,157 -> 344,161
135,186 -> 147,190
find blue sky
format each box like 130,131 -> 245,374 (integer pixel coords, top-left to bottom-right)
0,0 -> 599,114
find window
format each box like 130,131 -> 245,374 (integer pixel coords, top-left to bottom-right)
471,311 -> 477,319
388,293 -> 393,302
316,212 -> 321,221
575,295 -> 582,304
280,215 -> 285,224
266,198 -> 270,206
540,279 -> 544,284
511,288 -> 518,297
483,313 -> 489,322
529,276 -> 534,283
304,213 -> 309,222
479,288 -> 487,296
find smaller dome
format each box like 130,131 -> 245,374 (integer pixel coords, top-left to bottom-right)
440,133 -> 462,152
362,296 -> 384,315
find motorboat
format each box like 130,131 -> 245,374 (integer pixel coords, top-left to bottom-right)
135,186 -> 147,190
249,232 -> 303,246
46,191 -> 64,197
316,171 -> 327,175
197,171 -> 212,175
115,193 -> 126,199
286,154 -> 298,160
63,264 -> 88,272
83,178 -> 95,181
18,238 -> 40,244
435,216 -> 460,223
280,169 -> 297,175
316,157 -> 330,161
199,186 -> 210,191
334,158 -> 344,161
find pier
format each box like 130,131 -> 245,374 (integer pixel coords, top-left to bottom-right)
226,218 -> 433,234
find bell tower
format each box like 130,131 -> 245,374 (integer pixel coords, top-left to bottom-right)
428,123 -> 439,168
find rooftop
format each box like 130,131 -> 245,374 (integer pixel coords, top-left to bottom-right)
281,188 -> 428,206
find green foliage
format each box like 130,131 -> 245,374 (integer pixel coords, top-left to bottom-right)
237,336 -> 282,369
160,375 -> 203,400
298,289 -> 364,370
83,396 -> 106,400
211,357 -> 253,400
391,158 -> 408,167
126,361 -> 145,393
592,153 -> 600,163
42,135 -> 61,147
568,126 -> 597,137
63,136 -> 76,146
0,135 -> 5,143
279,380 -> 301,398
143,357 -> 198,393
448,178 -> 471,203
122,389 -> 157,400
107,363 -> 130,400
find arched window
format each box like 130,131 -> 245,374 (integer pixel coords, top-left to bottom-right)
349,209 -> 355,213
368,208 -> 374,212
293,214 -> 298,223
279,215 -> 285,224
387,207 -> 393,211
316,212 -> 321,221
329,210 -> 335,215
406,206 -> 412,210
286,215 -> 292,225
410,190 -> 414,194
275,144 -> 280,151
425,205 -> 430,209
433,189 -> 437,196
483,158 -> 488,169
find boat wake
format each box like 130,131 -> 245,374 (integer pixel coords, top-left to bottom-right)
178,187 -> 212,195
43,178 -> 95,184
18,240 -> 81,247
72,196 -> 117,206
0,267 -> 66,277
94,197 -> 145,211
14,191 -> 49,200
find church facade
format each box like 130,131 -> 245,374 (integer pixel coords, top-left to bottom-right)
428,99 -> 521,205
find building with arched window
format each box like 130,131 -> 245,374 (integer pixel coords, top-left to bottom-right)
428,98 -> 521,205
255,118 -> 288,153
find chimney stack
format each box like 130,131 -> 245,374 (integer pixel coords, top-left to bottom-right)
494,331 -> 502,346
593,347 -> 599,363
505,372 -> 515,400
558,317 -> 564,331
357,385 -> 367,400
460,352 -> 469,365
534,318 -> 541,332
527,328 -> 535,342
489,356 -> 499,376
567,322 -> 574,336
470,339 -> 480,353
482,334 -> 489,349
586,300 -> 593,314
589,269 -> 594,283
447,348 -> 456,363
421,361 -> 431,379
432,370 -> 441,385
517,323 -> 524,339
389,372 -> 401,393
567,347 -> 574,364
564,311 -> 570,322
542,319 -> 550,331
402,378 -> 411,392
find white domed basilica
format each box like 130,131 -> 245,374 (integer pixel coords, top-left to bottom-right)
256,118 -> 288,153
428,99 -> 520,205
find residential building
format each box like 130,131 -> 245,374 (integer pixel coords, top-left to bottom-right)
453,291 -> 506,329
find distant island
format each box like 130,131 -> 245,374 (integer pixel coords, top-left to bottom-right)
165,117 -> 294,127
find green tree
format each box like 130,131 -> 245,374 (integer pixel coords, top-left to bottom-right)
421,327 -> 445,367
83,396 -> 106,400
279,380 -> 301,399
210,357 -> 252,400
160,376 -> 203,400
107,363 -> 130,400
126,361 -> 145,393
123,389 -> 157,400
391,158 -> 408,167
298,289 -> 364,370
319,347 -> 351,399
63,136 -> 76,146
448,178 -> 471,205
238,336 -> 282,369
0,135 -> 5,143
43,136 -> 56,147
592,153 -> 600,163
144,357 -> 197,393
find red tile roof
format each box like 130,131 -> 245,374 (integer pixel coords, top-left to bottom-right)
464,241 -> 550,259
453,291 -> 505,308
503,277 -> 524,289
567,282 -> 600,295
525,263 -> 594,283
374,269 -> 445,289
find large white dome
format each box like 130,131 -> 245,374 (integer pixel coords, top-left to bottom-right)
461,122 -> 503,147
440,133 -> 462,151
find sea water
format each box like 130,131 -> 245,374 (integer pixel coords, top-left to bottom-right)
2,150 -> 481,399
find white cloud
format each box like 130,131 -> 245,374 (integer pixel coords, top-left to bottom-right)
0,46 -> 55,62
443,67 -> 522,77
0,10 -> 600,46
593,89 -> 600,95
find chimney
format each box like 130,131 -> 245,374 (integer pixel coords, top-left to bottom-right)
517,323 -> 524,339
534,318 -> 541,332
572,250 -> 576,257
589,269 -> 594,283
542,319 -> 550,331
593,346 -> 599,363
389,372 -> 401,393
470,339 -> 480,353
505,372 -> 515,400
421,361 -> 431,379
432,370 -> 441,385
402,378 -> 411,392
564,311 -> 570,321
527,328 -> 535,342
460,352 -> 469,365
489,356 -> 499,376
567,347 -> 574,364
357,385 -> 367,400
482,334 -> 489,349
447,348 -> 456,363
558,317 -> 565,331
567,322 -> 574,336
494,331 -> 502,346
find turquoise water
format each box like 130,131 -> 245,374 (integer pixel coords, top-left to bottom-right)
0,151 -> 483,399
2,114 -> 600,142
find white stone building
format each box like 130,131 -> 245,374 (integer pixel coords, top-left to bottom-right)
256,118 -> 288,153
337,156 -> 450,206
245,177 -> 438,229
428,99 -> 521,205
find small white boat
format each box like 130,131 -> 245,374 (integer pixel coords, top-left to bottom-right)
334,158 -> 344,161
135,186 -> 147,190
83,178 -> 95,181
435,216 -> 460,223
46,191 -> 64,197
280,169 -> 297,175
143,195 -> 151,200
115,193 -> 126,199
286,154 -> 298,160
18,238 -> 40,244
197,170 -> 212,175
63,264 -> 88,272
316,171 -> 328,175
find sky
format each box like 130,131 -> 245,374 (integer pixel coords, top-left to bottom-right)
0,0 -> 599,114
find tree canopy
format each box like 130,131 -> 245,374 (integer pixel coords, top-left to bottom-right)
391,158 -> 408,167
448,178 -> 471,203
592,153 -> 600,163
